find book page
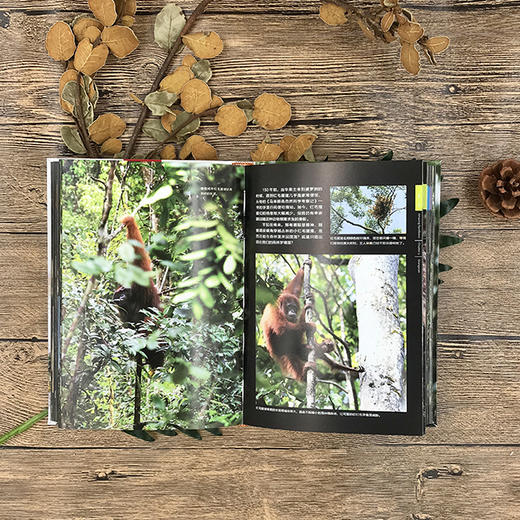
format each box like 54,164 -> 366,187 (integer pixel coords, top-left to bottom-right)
49,159 -> 244,430
243,161 -> 427,435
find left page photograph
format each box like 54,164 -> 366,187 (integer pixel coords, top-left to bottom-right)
48,159 -> 244,430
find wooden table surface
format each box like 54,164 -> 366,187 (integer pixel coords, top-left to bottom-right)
1,1 -> 519,518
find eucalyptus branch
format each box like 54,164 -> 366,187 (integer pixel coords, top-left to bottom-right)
125,0 -> 215,158
331,206 -> 379,234
75,80 -> 98,158
146,108 -> 217,158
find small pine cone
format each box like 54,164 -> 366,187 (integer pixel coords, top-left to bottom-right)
479,159 -> 520,218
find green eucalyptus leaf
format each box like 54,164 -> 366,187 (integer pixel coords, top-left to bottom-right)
440,234 -> 464,248
440,198 -> 460,218
236,99 -> 254,122
381,150 -> 393,161
60,126 -> 87,154
154,3 -> 186,50
156,429 -> 178,437
0,409 -> 48,446
439,263 -> 452,272
144,90 -> 178,116
61,81 -> 92,121
171,111 -> 200,141
143,119 -> 170,142
206,427 -> 223,436
191,59 -> 212,82
303,146 -> 316,162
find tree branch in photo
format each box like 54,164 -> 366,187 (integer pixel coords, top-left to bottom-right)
331,205 -> 379,235
303,257 -> 317,408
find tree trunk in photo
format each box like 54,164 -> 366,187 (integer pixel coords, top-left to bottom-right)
348,255 -> 405,412
303,257 -> 316,408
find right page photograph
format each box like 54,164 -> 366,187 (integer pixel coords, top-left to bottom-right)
244,160 -> 439,435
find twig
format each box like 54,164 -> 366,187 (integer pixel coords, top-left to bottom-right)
133,354 -> 143,429
331,205 -> 379,234
125,0 -> 215,158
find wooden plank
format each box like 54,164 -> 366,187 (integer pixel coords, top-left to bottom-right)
1,334 -> 519,448
0,445 -> 518,519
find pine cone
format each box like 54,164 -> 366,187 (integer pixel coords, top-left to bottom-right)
479,159 -> 520,218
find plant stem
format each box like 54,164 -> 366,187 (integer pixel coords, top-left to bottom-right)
125,0 -> 215,159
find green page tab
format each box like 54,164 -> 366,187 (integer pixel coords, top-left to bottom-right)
415,184 -> 429,211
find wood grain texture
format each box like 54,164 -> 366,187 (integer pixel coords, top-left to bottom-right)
1,0 -> 519,518
1,445 -> 518,520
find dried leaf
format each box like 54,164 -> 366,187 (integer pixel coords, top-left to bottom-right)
59,69 -> 79,113
285,134 -> 316,161
144,90 -> 178,116
182,32 -> 223,59
154,3 -> 186,50
61,81 -> 91,121
74,39 -> 109,75
215,104 -> 248,137
46,21 -> 76,62
183,54 -> 197,68
170,111 -> 201,140
88,0 -> 118,27
250,141 -> 283,162
397,21 -> 424,44
179,135 -> 205,159
160,66 -> 194,94
180,79 -> 212,114
319,3 -> 347,26
192,59 -> 212,83
160,144 -> 177,160
61,126 -> 87,154
73,17 -> 104,40
356,19 -> 376,40
161,111 -> 178,132
253,93 -> 292,131
120,15 -> 135,27
279,135 -> 296,151
192,141 -> 218,160
143,119 -> 170,142
101,137 -> 123,155
84,26 -> 101,43
236,99 -> 254,122
101,25 -> 139,58
82,75 -> 99,106
424,36 -> 450,54
210,95 -> 223,109
88,113 -> 126,144
115,0 -> 136,17
400,42 -> 420,75
381,11 -> 396,32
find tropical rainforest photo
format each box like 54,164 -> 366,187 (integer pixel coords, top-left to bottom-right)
56,159 -> 244,430
255,253 -> 407,413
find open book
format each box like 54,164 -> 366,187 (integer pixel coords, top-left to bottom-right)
48,159 -> 440,435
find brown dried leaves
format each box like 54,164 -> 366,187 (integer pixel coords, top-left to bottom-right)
160,66 -> 195,94
101,25 -> 139,58
215,105 -> 248,137
88,113 -> 126,144
180,79 -> 212,114
253,93 -> 292,131
182,32 -> 223,59
74,39 -> 109,75
251,133 -> 317,162
319,3 -> 348,26
88,0 -> 118,27
318,1 -> 450,75
46,21 -> 76,61
179,135 -> 218,160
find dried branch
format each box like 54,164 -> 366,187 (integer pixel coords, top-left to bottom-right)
125,0 -> 215,158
